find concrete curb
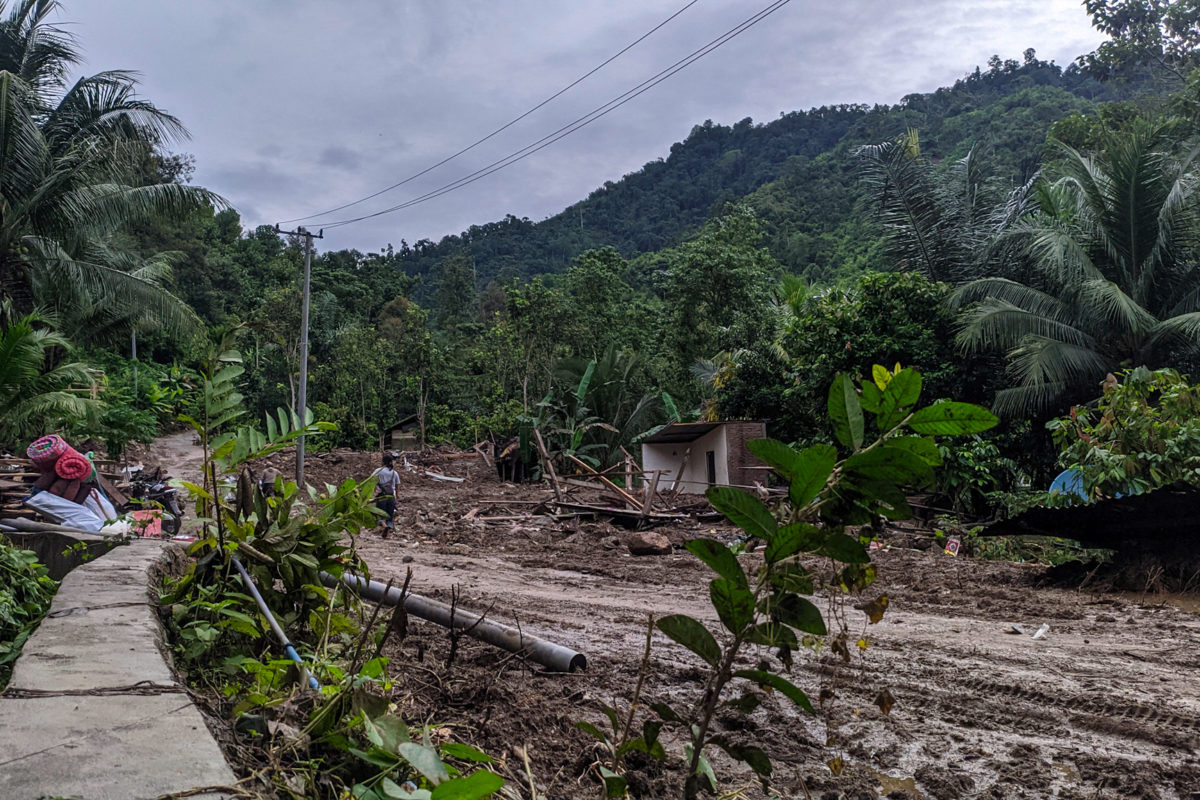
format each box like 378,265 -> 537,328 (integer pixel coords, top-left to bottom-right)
0,539 -> 237,800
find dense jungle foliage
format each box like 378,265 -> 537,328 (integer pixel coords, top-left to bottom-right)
8,0 -> 1200,521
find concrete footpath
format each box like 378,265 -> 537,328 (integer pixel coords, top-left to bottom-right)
0,539 -> 236,800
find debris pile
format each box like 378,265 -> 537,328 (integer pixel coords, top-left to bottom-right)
1,436 -> 130,531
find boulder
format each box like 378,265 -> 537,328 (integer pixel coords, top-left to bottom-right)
627,531 -> 672,556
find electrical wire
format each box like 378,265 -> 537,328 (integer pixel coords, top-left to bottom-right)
278,0 -> 702,225
314,0 -> 791,230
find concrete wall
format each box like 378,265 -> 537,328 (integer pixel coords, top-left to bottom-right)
2,529 -> 119,580
642,426 -> 729,495
0,537 -> 236,799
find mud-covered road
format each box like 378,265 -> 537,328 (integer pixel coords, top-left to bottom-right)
162,442 -> 1200,798
349,454 -> 1200,799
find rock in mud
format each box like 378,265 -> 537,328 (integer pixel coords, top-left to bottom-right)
627,531 -> 672,556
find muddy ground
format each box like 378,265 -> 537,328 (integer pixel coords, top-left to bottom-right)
149,437 -> 1200,799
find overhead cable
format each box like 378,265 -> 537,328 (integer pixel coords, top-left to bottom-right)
315,0 -> 792,230
278,0 -> 702,224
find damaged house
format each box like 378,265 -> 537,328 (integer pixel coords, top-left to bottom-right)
640,421 -> 768,495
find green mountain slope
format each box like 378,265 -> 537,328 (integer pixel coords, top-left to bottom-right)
395,55 -> 1122,294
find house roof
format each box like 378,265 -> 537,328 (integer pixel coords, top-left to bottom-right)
640,421 -> 723,445
386,413 -> 418,430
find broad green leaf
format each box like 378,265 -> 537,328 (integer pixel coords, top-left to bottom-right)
440,743 -> 495,764
642,720 -> 662,749
657,615 -> 721,666
819,532 -> 870,564
788,444 -> 837,507
860,380 -> 882,413
843,477 -> 913,521
597,766 -> 627,799
879,367 -> 921,414
828,374 -> 864,450
908,401 -> 999,435
288,551 -> 321,570
768,562 -> 814,594
734,669 -> 815,713
746,621 -> 798,648
710,578 -> 755,633
380,777 -> 432,799
714,740 -> 773,778
348,746 -> 400,770
705,486 -> 776,541
575,721 -> 608,743
362,714 -> 385,749
685,539 -> 747,587
872,364 -> 893,390
844,445 -> 934,486
399,742 -> 450,785
764,522 -> 824,563
745,437 -> 806,475
885,435 -> 942,466
650,702 -> 683,723
747,439 -> 835,507
430,770 -> 505,800
771,594 -> 826,635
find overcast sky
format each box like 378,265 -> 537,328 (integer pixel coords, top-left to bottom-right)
64,1 -> 1103,253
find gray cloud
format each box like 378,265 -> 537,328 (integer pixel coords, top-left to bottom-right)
65,1 -> 1102,253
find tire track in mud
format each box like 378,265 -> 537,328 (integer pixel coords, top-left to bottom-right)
845,630 -> 1200,752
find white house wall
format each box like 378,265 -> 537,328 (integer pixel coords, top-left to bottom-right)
641,427 -> 730,495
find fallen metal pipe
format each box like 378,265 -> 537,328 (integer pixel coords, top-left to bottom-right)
232,556 -> 320,691
323,571 -> 587,673
0,517 -> 107,537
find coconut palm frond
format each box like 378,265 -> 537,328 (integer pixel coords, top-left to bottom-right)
1006,335 -> 1111,396
957,301 -> 1096,354
0,308 -> 98,443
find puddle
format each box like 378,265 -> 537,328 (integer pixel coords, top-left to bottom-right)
872,769 -> 926,799
1111,592 -> 1200,613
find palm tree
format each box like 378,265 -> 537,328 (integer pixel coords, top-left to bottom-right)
0,0 -> 221,331
0,302 -> 95,445
857,129 -> 1000,284
953,123 -> 1200,413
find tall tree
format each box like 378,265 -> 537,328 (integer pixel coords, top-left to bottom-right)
0,0 -> 221,329
1079,0 -> 1200,83
954,123 -> 1200,413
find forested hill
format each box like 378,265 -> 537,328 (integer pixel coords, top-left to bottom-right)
394,53 -> 1124,294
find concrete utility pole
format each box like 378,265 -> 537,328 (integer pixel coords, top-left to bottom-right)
130,327 -> 138,398
275,225 -> 324,485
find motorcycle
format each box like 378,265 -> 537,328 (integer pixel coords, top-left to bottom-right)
121,466 -> 184,537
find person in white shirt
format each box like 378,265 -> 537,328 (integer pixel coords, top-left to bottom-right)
373,454 -> 400,537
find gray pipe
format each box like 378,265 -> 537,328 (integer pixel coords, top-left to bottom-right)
0,517 -> 107,538
233,556 -> 320,690
323,571 -> 587,673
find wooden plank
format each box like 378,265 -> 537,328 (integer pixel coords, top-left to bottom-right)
565,454 -> 643,509
640,470 -> 662,524
533,430 -> 564,503
668,447 -> 692,500
95,472 -> 128,506
554,500 -> 685,521
472,442 -> 494,469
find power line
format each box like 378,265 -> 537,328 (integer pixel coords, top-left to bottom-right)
278,0 -> 702,225
314,0 -> 792,230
